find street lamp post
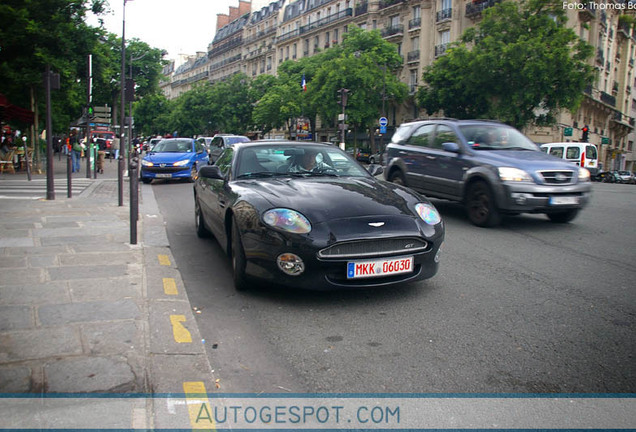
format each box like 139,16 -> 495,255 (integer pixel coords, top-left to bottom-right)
128,51 -> 147,160
337,88 -> 349,149
118,0 -> 130,207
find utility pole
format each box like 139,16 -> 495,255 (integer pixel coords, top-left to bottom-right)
337,88 -> 349,150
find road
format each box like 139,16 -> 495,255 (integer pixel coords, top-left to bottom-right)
152,179 -> 636,394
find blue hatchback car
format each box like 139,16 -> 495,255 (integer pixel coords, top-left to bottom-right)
140,138 -> 209,184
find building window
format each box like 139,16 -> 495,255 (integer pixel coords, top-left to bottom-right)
390,14 -> 400,28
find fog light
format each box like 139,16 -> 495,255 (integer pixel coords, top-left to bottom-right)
512,193 -> 528,205
277,253 -> 305,276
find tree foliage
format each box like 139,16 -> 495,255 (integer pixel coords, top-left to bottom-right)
417,0 -> 594,129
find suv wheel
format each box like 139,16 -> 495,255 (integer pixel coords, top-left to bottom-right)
466,181 -> 501,227
547,209 -> 579,223
388,170 -> 406,186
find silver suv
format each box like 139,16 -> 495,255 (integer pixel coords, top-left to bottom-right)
384,119 -> 592,227
209,134 -> 250,163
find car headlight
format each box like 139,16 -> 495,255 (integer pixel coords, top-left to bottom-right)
173,159 -> 190,167
263,209 -> 311,234
498,167 -> 533,182
415,203 -> 441,225
578,168 -> 591,182
141,160 -> 153,167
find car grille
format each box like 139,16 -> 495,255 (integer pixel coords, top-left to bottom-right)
318,237 -> 428,259
143,166 -> 188,173
538,170 -> 575,185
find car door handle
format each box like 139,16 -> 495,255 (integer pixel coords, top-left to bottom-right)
218,199 -> 226,209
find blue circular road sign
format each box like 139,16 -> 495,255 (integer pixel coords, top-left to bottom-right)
379,117 -> 388,127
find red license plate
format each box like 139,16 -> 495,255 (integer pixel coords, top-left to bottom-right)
347,256 -> 414,279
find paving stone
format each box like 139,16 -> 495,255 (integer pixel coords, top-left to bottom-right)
59,251 -> 139,267
0,327 -> 82,362
0,238 -> 35,248
148,300 -> 204,356
0,268 -> 45,287
0,366 -> 32,392
0,306 -> 33,331
45,357 -> 137,392
0,282 -> 70,305
68,277 -> 142,302
28,255 -> 59,268
38,299 -> 140,326
2,245 -> 68,257
81,321 -> 143,355
47,264 -> 129,281
0,256 -> 27,268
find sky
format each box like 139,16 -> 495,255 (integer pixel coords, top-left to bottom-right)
88,0 -> 272,60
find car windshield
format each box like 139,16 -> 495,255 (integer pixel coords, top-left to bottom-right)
234,144 -> 370,179
459,125 -> 538,151
152,139 -> 193,153
226,136 -> 251,145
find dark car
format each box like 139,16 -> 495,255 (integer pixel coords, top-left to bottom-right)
194,141 -> 444,291
208,134 -> 250,163
384,119 -> 592,227
140,138 -> 209,184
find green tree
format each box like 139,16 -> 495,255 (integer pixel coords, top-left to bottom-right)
417,0 -> 594,129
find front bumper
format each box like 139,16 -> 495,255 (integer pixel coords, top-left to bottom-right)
497,182 -> 592,213
240,227 -> 444,291
140,166 -> 192,180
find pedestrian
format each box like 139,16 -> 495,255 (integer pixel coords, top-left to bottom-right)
70,130 -> 81,173
96,138 -> 106,174
112,135 -> 120,160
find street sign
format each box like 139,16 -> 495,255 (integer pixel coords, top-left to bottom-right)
601,137 -> 609,145
564,127 -> 573,137
380,125 -> 387,134
379,117 -> 388,127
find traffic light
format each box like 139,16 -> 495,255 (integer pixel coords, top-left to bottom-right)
87,105 -> 94,119
581,126 -> 589,142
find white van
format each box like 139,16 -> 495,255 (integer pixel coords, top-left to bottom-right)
540,142 -> 599,175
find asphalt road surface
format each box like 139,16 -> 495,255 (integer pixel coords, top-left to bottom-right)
152,179 -> 636,394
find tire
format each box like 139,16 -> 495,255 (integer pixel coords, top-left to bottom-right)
369,156 -> 375,164
547,209 -> 579,223
194,198 -> 211,238
466,181 -> 501,227
188,165 -> 198,183
141,177 -> 152,184
388,169 -> 406,186
231,216 -> 249,291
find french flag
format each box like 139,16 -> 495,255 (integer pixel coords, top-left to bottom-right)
302,74 -> 307,92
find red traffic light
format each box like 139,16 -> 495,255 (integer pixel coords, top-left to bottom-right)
582,127 -> 589,132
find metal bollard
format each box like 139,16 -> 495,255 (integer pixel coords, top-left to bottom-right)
118,155 -> 124,207
67,152 -> 72,198
129,157 -> 139,245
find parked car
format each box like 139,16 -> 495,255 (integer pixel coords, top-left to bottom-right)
595,170 -> 621,183
208,134 -> 250,163
194,140 -> 444,291
196,137 -> 214,155
355,148 -> 381,163
384,119 -> 592,227
140,138 -> 209,184
615,170 -> 635,184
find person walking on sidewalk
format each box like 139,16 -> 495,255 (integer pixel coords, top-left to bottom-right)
70,130 -> 81,173
112,135 -> 120,160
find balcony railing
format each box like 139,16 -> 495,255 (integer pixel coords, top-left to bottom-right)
436,8 -> 452,22
600,91 -> 616,107
208,37 -> 243,57
355,1 -> 368,16
409,17 -> 421,30
299,8 -> 353,35
407,50 -> 420,63
277,29 -> 300,43
465,0 -> 501,19
381,25 -> 404,38
379,0 -> 405,10
435,43 -> 449,57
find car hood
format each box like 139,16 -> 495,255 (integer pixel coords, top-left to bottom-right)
473,149 -> 580,172
240,177 -> 423,225
144,152 -> 192,164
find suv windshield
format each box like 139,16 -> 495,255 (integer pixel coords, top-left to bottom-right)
459,125 -> 538,151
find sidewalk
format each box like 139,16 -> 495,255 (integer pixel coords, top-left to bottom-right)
0,155 -> 216,401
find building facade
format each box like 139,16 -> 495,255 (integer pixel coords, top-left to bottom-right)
163,0 -> 636,168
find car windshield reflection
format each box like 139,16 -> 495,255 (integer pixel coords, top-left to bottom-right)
459,125 -> 538,151
234,144 -> 369,179
152,139 -> 193,153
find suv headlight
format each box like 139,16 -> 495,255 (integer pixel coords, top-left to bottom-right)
498,167 -> 533,182
578,168 -> 591,182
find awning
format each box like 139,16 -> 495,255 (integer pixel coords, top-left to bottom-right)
0,93 -> 35,125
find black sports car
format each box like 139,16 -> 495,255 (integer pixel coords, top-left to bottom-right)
193,140 -> 444,291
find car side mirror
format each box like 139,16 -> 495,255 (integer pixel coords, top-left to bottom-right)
442,142 -> 461,153
367,164 -> 384,177
198,165 -> 224,180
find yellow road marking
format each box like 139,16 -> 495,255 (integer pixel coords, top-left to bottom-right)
163,278 -> 178,295
158,254 -> 171,266
183,381 -> 215,429
169,315 -> 192,343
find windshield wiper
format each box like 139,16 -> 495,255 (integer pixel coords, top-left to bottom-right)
236,171 -> 277,179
